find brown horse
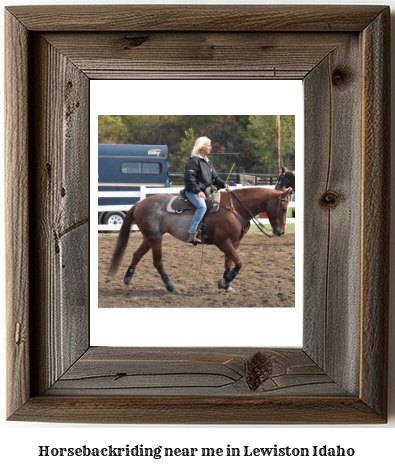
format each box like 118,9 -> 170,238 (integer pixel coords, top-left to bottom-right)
108,187 -> 292,292
275,166 -> 295,192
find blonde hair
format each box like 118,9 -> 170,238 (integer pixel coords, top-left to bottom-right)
191,137 -> 211,157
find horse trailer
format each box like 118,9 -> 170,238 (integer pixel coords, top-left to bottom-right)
98,144 -> 170,225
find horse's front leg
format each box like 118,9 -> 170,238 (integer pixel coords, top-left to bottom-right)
218,243 -> 243,290
151,238 -> 175,292
222,256 -> 235,292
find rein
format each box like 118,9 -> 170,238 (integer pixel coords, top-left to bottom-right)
228,190 -> 275,238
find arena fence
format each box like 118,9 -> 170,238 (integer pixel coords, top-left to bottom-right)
98,185 -> 295,231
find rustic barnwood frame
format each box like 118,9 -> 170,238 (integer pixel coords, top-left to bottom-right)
5,5 -> 389,423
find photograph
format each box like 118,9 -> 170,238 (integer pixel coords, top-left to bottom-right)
97,115 -> 296,310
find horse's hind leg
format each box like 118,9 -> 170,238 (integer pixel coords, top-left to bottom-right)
151,238 -> 175,292
124,238 -> 151,285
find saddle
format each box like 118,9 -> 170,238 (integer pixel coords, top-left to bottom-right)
166,188 -> 221,214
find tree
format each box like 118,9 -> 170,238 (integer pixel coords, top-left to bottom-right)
172,128 -> 197,172
98,115 -> 128,143
247,115 -> 295,173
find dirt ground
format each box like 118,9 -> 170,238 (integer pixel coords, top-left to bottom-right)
98,230 -> 295,309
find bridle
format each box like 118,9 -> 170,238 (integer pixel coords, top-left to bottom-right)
227,190 -> 289,238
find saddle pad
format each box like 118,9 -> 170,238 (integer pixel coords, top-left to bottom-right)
167,191 -> 221,214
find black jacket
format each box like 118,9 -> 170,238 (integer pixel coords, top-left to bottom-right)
184,156 -> 226,193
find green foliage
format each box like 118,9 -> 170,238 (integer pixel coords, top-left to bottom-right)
246,115 -> 295,173
174,128 -> 197,171
98,116 -> 129,143
97,115 -> 295,174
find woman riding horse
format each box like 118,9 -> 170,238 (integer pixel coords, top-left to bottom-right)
184,137 -> 230,244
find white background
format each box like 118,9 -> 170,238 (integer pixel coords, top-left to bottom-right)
90,80 -> 304,348
1,1 -> 394,469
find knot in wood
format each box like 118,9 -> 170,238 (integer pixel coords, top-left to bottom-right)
332,68 -> 349,87
123,35 -> 149,49
321,190 -> 340,208
44,162 -> 52,178
246,351 -> 273,391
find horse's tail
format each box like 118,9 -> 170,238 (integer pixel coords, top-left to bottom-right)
108,205 -> 136,275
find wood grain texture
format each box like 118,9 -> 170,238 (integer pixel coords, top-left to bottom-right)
10,396 -> 383,425
29,34 -> 90,396
5,10 -> 31,418
304,35 -> 362,395
360,9 -> 390,418
46,347 -> 344,397
11,349 -> 383,424
5,5 -> 390,424
5,5 -> 386,32
42,32 -> 351,80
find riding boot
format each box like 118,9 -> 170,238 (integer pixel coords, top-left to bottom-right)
188,231 -> 201,244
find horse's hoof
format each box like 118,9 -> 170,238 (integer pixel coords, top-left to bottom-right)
161,274 -> 175,292
225,285 -> 235,293
165,282 -> 175,292
124,269 -> 135,285
218,278 -> 227,290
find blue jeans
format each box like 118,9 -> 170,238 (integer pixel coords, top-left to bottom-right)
186,190 -> 207,234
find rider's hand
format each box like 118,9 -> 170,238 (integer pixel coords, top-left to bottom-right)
198,191 -> 206,199
225,184 -> 230,191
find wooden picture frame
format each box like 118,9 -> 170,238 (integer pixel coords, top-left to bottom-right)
5,5 -> 389,424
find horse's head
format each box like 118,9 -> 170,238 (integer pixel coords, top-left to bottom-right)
274,166 -> 295,192
266,187 -> 292,236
